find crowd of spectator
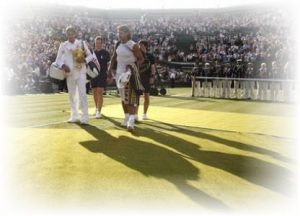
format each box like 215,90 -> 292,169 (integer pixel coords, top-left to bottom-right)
3,5 -> 294,93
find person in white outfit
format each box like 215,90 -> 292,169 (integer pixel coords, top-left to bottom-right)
108,25 -> 144,131
282,62 -> 292,102
257,62 -> 268,101
244,62 -> 255,99
55,26 -> 95,124
270,61 -> 280,102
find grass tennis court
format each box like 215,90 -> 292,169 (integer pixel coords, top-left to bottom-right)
3,88 -> 298,214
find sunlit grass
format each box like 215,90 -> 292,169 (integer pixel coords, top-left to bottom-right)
4,88 -> 298,212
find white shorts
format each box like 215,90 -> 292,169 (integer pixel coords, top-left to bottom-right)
118,87 -> 125,101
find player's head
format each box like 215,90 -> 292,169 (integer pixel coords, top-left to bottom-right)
65,26 -> 76,43
117,25 -> 131,42
138,39 -> 148,53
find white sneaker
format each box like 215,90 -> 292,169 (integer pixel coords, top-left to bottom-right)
127,115 -> 135,131
142,113 -> 148,120
80,120 -> 89,125
93,109 -> 100,116
121,115 -> 129,126
95,111 -> 101,119
67,118 -> 79,123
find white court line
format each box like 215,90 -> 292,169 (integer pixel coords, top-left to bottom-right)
23,120 -> 294,140
24,121 -> 67,128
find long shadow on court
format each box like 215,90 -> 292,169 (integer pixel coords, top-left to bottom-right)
78,123 -> 230,211
136,120 -> 296,197
143,120 -> 295,164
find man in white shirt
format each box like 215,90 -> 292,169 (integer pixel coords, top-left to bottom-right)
107,25 -> 144,131
55,26 -> 94,124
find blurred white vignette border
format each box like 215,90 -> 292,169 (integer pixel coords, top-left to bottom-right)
0,0 -> 299,216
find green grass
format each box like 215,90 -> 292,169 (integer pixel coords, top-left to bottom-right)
3,88 -> 298,213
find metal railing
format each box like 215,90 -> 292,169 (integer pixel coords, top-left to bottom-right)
191,76 -> 297,102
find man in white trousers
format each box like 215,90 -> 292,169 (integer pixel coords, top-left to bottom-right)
55,26 -> 94,124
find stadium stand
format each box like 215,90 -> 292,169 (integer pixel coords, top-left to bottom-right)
3,4 -> 295,101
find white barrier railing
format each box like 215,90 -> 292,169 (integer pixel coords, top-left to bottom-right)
191,76 -> 297,102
